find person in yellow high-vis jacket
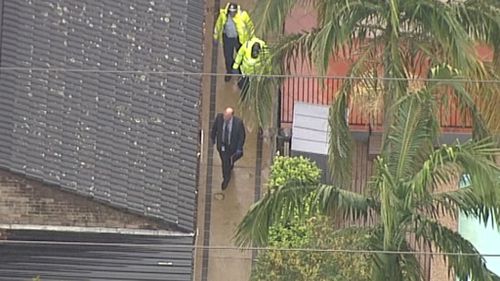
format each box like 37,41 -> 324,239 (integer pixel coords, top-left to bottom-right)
214,2 -> 255,82
232,36 -> 268,91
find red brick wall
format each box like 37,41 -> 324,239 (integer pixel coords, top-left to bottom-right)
430,179 -> 459,281
0,170 -> 162,229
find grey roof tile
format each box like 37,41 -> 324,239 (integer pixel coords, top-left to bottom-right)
0,0 -> 202,232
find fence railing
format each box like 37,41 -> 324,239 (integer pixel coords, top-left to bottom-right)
280,77 -> 473,132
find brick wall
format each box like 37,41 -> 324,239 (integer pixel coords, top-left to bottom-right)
429,179 -> 459,281
0,170 -> 162,229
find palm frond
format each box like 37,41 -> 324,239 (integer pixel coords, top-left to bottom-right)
494,29 -> 500,66
455,0 -> 500,44
399,241 -> 425,281
328,45 -> 378,188
411,138 -> 500,199
313,184 -> 379,222
372,157 -> 402,250
415,216 -> 500,281
328,90 -> 352,188
312,0 -> 384,74
256,0 -> 387,74
238,74 -> 278,130
432,186 -> 500,228
234,180 -> 317,247
460,61 -> 500,135
383,91 -> 439,181
368,226 -> 406,281
408,0 -> 481,73
426,63 -> 493,141
234,180 -> 376,247
272,32 -> 317,73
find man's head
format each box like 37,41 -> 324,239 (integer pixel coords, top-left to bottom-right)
251,42 -> 261,59
223,107 -> 234,121
228,3 -> 237,17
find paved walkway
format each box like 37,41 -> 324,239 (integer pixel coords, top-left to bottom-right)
194,0 -> 272,280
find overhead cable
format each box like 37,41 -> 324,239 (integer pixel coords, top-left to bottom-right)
1,240 -> 499,257
1,67 -> 500,83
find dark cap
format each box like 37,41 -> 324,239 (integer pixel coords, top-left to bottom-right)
251,42 -> 261,59
228,3 -> 237,12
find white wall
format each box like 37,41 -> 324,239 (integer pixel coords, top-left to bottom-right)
458,176 -> 500,277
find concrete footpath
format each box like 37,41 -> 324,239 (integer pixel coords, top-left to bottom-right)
193,0 -> 272,280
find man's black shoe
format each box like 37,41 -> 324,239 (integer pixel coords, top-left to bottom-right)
221,180 -> 229,190
224,75 -> 231,82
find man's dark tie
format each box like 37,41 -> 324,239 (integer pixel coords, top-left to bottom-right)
223,120 -> 230,145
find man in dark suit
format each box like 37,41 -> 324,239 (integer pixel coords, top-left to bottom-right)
210,107 -> 246,190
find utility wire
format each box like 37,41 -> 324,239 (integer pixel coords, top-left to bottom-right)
1,240 -> 500,257
1,67 -> 500,84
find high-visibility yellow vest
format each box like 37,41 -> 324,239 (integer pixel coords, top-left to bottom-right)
232,37 -> 268,75
213,3 -> 255,45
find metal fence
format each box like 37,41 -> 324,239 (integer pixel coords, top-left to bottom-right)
280,77 -> 473,132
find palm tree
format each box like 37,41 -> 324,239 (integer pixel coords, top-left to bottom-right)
241,0 -> 500,187
237,1 -> 500,279
235,78 -> 500,280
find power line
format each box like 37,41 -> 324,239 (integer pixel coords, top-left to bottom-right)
1,67 -> 500,84
1,240 -> 500,257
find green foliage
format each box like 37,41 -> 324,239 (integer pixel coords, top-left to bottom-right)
248,156 -> 371,280
243,0 -> 500,181
238,96 -> 500,281
268,155 -> 321,189
235,156 -> 322,246
267,156 -> 322,225
251,217 -> 372,281
236,156 -> 377,247
269,156 -> 321,222
238,1 -> 500,279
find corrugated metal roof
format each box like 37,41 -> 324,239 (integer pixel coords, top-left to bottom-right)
0,0 -> 203,232
291,102 -> 329,155
0,230 -> 194,281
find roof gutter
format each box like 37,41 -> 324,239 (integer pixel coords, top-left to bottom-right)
0,224 -> 194,237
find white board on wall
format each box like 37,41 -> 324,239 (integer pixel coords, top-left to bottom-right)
291,102 -> 329,155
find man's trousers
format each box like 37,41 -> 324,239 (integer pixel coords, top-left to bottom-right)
222,34 -> 241,74
218,149 -> 233,186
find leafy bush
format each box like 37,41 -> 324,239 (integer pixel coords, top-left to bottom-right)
251,216 -> 372,281
251,156 -> 371,281
267,156 -> 321,189
268,156 -> 321,222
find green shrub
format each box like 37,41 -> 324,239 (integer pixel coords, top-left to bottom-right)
252,156 -> 371,281
251,216 -> 372,281
267,156 -> 321,189
268,156 -> 321,224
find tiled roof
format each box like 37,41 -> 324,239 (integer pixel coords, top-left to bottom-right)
0,0 -> 204,232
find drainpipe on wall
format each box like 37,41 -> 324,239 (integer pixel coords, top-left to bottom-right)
269,20 -> 289,162
268,86 -> 279,161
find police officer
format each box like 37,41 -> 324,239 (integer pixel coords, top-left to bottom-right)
232,36 -> 268,90
214,2 -> 255,82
